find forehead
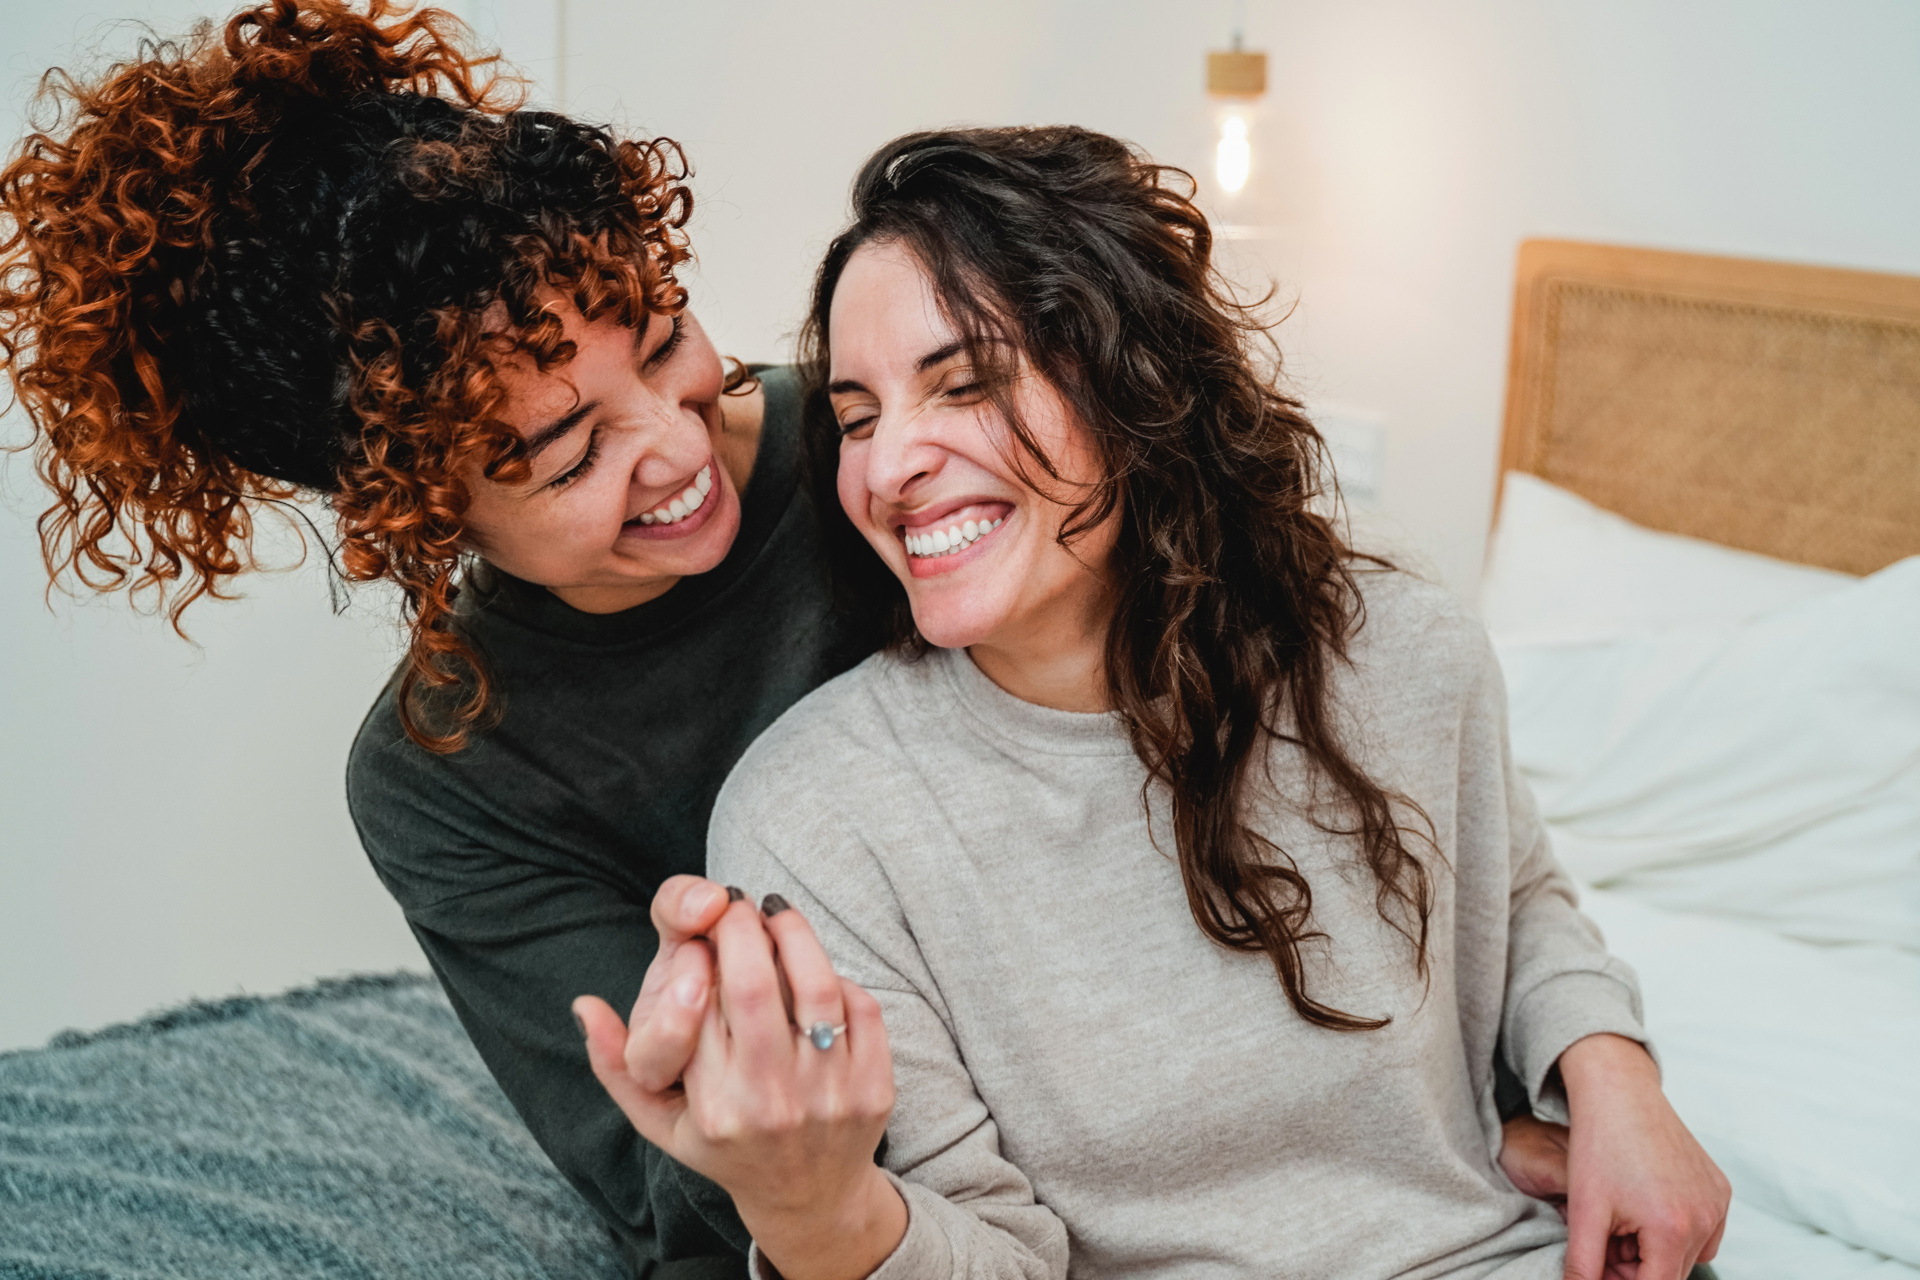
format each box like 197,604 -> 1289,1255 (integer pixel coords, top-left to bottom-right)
828,241 -> 954,368
488,305 -> 642,433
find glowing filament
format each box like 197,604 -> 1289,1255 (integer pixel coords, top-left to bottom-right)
1216,115 -> 1250,195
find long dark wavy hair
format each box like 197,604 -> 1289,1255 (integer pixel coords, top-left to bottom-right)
799,127 -> 1435,1030
0,0 -> 714,751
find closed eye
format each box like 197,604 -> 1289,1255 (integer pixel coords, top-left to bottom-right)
546,431 -> 601,491
643,315 -> 685,371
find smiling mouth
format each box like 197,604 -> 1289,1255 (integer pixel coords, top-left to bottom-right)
903,515 -> 1004,559
633,465 -> 713,527
897,500 -> 1013,563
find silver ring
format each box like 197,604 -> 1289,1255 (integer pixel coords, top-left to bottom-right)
805,1021 -> 847,1051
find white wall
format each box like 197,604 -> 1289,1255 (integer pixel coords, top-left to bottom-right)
4,0 -> 1915,1050
558,0 -> 1920,587
0,2 -> 423,1052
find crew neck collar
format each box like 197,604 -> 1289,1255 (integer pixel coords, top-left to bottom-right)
473,365 -> 802,647
931,646 -> 1133,757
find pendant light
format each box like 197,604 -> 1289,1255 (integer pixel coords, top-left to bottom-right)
1207,30 -> 1266,199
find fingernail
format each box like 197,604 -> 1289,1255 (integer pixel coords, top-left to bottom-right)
761,893 -> 791,917
571,1008 -> 587,1038
672,974 -> 705,1008
725,885 -> 746,903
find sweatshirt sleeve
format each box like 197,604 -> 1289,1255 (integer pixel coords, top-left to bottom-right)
347,718 -> 750,1269
710,809 -> 1070,1280
1473,642 -> 1653,1124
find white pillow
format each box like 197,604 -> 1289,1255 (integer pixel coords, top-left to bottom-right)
1481,471 -> 1852,641
1498,557 -> 1920,951
1582,888 -> 1920,1267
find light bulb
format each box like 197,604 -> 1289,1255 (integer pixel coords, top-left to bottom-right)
1216,115 -> 1251,195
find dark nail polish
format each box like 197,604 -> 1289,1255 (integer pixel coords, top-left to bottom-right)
726,885 -> 746,903
572,1009 -> 587,1038
762,893 -> 791,917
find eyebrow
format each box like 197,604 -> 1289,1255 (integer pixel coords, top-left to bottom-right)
915,340 -> 966,372
522,399 -> 599,461
827,340 -> 969,397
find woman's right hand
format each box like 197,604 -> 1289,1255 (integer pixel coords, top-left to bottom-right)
611,875 -> 732,1093
575,889 -> 905,1280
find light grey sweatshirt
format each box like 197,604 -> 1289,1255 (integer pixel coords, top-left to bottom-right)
708,571 -> 1647,1279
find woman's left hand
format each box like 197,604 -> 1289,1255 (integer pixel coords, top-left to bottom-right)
1498,1113 -> 1570,1213
1557,1033 -> 1730,1280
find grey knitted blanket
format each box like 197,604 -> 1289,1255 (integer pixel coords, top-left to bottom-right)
0,973 -> 628,1279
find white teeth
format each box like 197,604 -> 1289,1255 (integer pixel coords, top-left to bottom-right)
904,513 -> 1006,558
635,464 -> 718,528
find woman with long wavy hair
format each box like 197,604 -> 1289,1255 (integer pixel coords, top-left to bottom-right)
576,127 -> 1731,1280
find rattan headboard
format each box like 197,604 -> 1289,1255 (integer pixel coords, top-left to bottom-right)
1497,240 -> 1920,575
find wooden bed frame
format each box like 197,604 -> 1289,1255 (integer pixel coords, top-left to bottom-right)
1496,240 -> 1920,575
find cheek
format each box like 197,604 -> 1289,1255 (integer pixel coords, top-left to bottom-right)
836,442 -> 875,533
463,481 -> 599,568
683,359 -> 726,420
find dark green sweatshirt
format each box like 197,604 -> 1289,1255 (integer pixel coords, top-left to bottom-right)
347,367 -> 870,1275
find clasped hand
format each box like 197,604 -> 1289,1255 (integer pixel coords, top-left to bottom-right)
1499,1037 -> 1730,1280
573,876 -> 906,1280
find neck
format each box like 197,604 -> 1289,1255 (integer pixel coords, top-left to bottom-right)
966,593 -> 1114,714
551,576 -> 678,614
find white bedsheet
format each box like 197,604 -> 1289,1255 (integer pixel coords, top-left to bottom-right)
1580,887 -> 1920,1275
1713,1199 -> 1920,1280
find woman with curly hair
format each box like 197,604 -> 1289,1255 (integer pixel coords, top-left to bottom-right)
575,128 -> 1731,1280
0,1 -> 855,1273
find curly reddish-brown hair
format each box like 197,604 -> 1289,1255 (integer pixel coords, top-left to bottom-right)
0,0 -> 696,750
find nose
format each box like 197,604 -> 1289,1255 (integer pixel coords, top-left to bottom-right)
861,404 -> 946,506
624,396 -> 710,492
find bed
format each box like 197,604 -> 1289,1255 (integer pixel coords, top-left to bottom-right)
0,975 -> 632,1278
1482,240 -> 1920,1278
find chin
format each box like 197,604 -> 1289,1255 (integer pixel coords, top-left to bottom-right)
686,502 -> 742,572
906,594 -> 1005,651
